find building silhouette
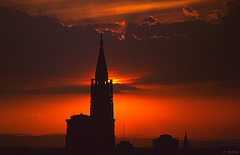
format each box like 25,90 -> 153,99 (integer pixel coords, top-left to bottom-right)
116,141 -> 133,155
153,134 -> 179,155
66,34 -> 115,155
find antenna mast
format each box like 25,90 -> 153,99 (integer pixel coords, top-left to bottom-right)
124,124 -> 126,141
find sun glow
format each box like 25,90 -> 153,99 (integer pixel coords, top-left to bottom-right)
108,71 -> 142,84
111,78 -> 133,84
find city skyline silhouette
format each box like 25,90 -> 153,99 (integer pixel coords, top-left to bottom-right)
0,2 -> 240,154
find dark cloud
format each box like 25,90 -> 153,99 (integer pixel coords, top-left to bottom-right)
0,84 -> 137,95
0,6 -> 99,89
0,6 -> 240,96
34,8 -> 45,16
224,0 -> 240,8
160,81 -> 240,98
208,10 -> 222,23
113,83 -> 138,93
13,85 -> 89,94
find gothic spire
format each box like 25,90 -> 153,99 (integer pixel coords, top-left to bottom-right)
95,33 -> 108,82
183,129 -> 189,154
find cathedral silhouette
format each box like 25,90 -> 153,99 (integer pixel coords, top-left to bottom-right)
66,34 -> 115,155
65,34 -> 190,155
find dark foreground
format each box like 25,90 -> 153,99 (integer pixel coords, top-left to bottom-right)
0,146 -> 239,155
0,135 -> 239,155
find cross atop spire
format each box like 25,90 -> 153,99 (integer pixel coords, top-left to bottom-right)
95,33 -> 108,82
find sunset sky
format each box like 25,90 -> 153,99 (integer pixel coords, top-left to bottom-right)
0,0 -> 240,140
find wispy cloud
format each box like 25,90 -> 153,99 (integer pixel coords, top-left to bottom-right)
1,0 -> 203,24
30,114 -> 40,119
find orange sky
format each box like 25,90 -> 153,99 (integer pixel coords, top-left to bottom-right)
0,81 -> 239,140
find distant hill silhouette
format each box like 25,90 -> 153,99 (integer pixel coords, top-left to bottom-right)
0,134 -> 65,148
0,133 -> 33,136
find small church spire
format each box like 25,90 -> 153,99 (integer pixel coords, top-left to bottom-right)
95,33 -> 108,82
183,129 -> 189,155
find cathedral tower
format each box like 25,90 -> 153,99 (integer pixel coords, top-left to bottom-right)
90,33 -> 115,150
66,34 -> 115,154
90,33 -> 113,121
